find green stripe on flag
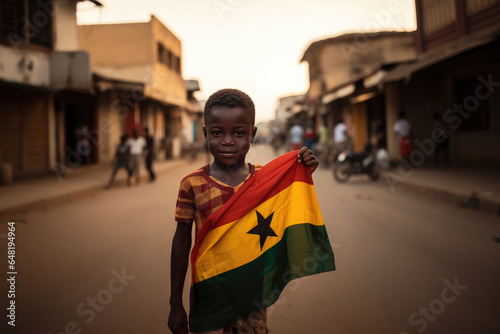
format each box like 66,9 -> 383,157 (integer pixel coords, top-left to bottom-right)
190,223 -> 335,333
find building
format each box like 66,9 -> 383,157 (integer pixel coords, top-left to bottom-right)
301,31 -> 416,152
275,94 -> 307,122
0,0 -> 102,182
78,14 -> 187,162
380,0 -> 500,165
300,0 -> 500,167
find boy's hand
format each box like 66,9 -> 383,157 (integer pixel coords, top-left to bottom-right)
297,147 -> 319,173
168,305 -> 188,334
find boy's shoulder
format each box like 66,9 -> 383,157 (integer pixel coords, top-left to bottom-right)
178,165 -> 213,192
180,165 -> 208,182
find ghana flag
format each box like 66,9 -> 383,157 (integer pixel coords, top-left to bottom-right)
189,150 -> 335,333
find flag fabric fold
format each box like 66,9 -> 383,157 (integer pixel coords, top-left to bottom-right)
189,150 -> 336,333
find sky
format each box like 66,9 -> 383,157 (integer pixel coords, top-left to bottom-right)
77,0 -> 417,122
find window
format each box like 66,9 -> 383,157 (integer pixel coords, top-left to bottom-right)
0,0 -> 53,49
157,42 -> 166,63
166,49 -> 172,68
157,41 -> 180,73
174,55 -> 181,74
158,42 -> 172,68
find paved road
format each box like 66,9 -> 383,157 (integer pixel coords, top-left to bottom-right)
1,145 -> 499,334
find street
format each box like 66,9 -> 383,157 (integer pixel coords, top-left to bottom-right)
1,144 -> 500,334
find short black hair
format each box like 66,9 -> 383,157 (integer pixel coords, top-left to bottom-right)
204,88 -> 255,126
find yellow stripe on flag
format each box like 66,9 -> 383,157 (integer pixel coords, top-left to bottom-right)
194,181 -> 324,283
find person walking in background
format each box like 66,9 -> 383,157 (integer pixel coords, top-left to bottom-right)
333,118 -> 349,159
317,120 -> 329,149
315,120 -> 330,167
74,123 -> 91,165
393,110 -> 412,160
271,126 -> 286,156
304,123 -> 315,149
106,133 -> 131,188
144,127 -> 156,182
288,119 -> 304,151
127,129 -> 146,185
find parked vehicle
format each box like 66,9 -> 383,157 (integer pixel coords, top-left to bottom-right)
333,143 -> 379,183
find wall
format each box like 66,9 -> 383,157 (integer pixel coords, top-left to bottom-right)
53,0 -> 79,50
78,16 -> 186,108
149,15 -> 186,108
385,83 -> 401,159
456,132 -> 500,163
0,85 -> 49,176
351,102 -> 367,151
96,91 -> 122,164
392,61 -> 500,166
417,0 -> 500,51
78,22 -> 152,68
0,45 -> 50,86
154,105 -> 165,160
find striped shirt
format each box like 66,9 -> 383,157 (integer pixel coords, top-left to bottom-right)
175,164 -> 263,233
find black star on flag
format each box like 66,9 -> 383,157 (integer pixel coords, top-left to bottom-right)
247,211 -> 278,250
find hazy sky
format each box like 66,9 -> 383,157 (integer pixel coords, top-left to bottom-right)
77,0 -> 416,122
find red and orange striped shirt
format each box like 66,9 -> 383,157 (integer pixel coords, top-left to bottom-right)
175,164 -> 263,233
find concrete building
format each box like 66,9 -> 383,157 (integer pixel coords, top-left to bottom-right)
0,0 -> 102,182
301,31 -> 417,152
274,94 -> 307,122
380,0 -> 500,166
300,0 -> 500,167
78,14 -> 187,162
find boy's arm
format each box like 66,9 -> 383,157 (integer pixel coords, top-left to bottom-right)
297,146 -> 319,174
168,222 -> 193,334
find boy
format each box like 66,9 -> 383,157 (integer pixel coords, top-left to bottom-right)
168,89 -> 319,334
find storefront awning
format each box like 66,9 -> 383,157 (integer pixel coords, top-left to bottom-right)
383,33 -> 495,83
93,73 -> 144,93
321,84 -> 355,105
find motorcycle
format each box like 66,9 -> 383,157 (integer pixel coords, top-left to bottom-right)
333,143 -> 380,183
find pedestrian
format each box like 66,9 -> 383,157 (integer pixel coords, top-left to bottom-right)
168,88 -> 320,334
393,110 -> 412,160
317,120 -> 329,148
304,123 -> 315,149
106,133 -> 131,188
143,127 -> 156,181
432,111 -> 449,166
316,119 -> 330,167
127,129 -> 146,185
288,119 -> 304,151
333,118 -> 349,159
74,123 -> 91,165
271,126 -> 284,156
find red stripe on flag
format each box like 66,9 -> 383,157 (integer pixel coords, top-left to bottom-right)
190,150 -> 313,283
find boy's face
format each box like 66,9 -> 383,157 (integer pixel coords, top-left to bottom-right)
203,106 -> 257,167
